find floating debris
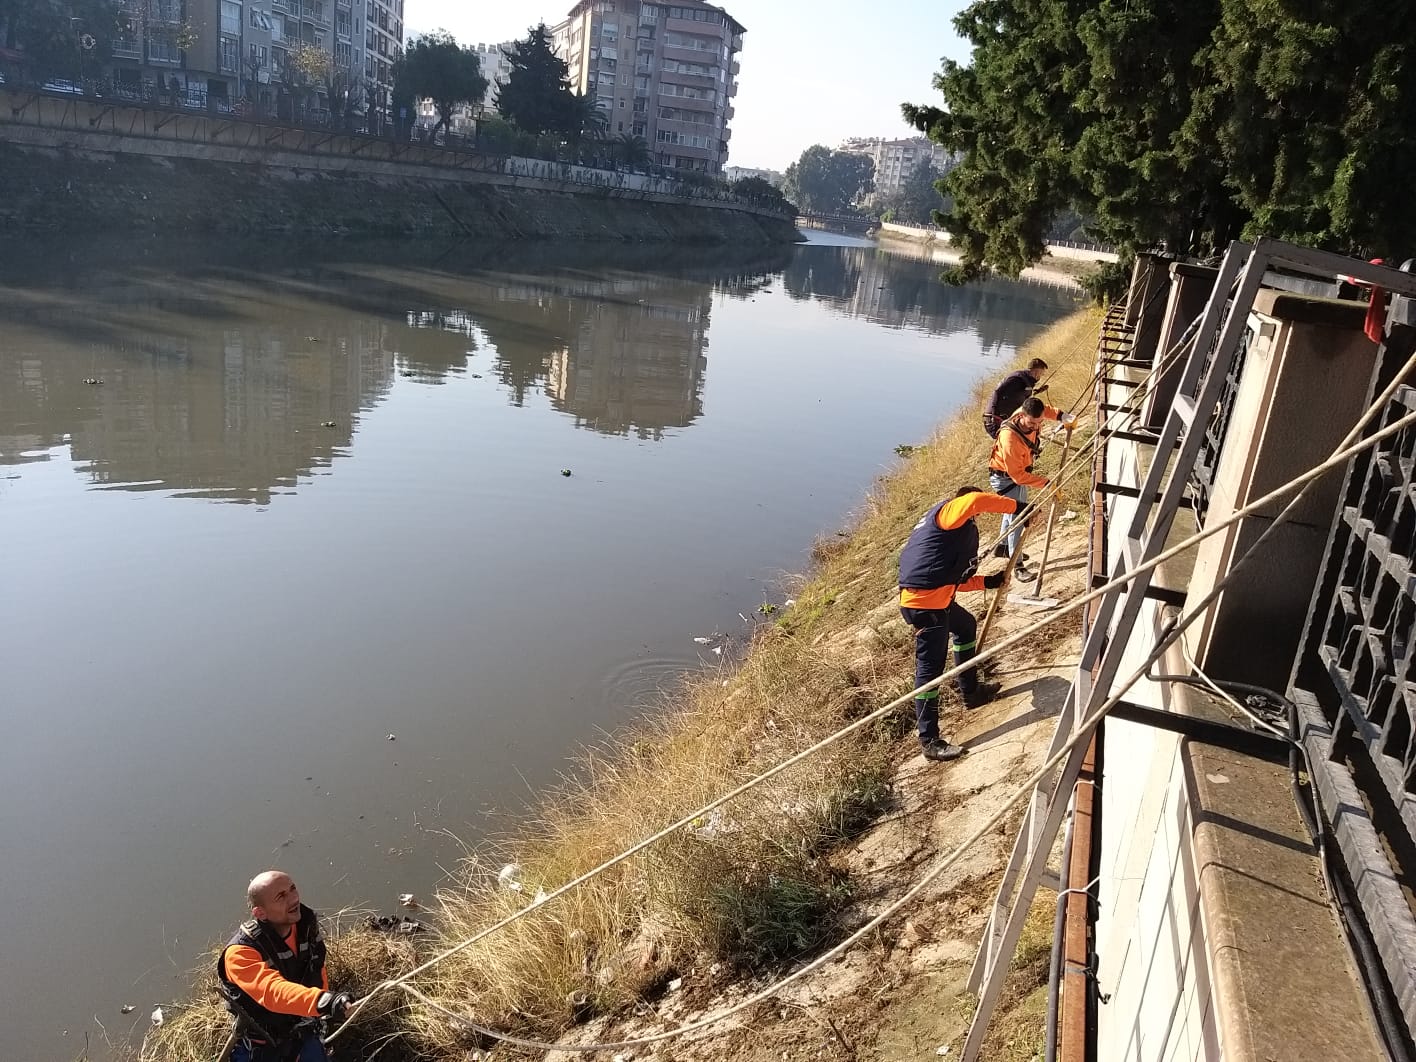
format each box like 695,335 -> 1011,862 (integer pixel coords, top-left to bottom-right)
120,1004 -> 135,1014
1061,509 -> 1080,522
321,421 -> 336,428
470,373 -> 484,379
498,863 -> 523,892
756,602 -> 777,615
692,636 -> 712,645
400,370 -> 415,378
366,914 -> 428,935
894,444 -> 918,457
386,733 -> 396,741
560,469 -> 572,477
150,1007 -> 164,1028
711,646 -> 723,656
667,977 -> 683,992
304,336 -> 321,342
83,377 -> 104,385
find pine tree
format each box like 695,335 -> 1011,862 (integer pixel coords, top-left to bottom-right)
495,24 -> 576,136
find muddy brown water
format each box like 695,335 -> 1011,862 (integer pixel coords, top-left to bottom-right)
0,231 -> 1080,1059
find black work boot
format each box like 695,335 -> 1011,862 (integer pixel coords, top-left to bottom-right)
963,681 -> 1001,710
922,739 -> 966,762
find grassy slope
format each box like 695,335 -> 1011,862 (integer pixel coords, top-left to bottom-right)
141,305 -> 1103,1062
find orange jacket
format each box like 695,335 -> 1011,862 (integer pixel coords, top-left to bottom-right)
988,406 -> 1060,488
899,491 -> 1018,610
222,926 -> 329,1019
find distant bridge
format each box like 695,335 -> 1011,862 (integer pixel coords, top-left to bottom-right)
796,212 -> 876,234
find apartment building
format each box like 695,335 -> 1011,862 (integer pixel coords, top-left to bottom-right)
101,0 -> 399,128
839,136 -> 952,199
552,0 -> 744,175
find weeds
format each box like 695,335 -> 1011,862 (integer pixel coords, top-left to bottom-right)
142,306 -> 1102,1062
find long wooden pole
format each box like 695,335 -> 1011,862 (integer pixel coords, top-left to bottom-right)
978,514 -> 1035,647
1030,427 -> 1075,600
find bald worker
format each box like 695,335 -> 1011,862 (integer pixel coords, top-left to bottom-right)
216,870 -> 352,1062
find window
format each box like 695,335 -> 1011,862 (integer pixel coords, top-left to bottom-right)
640,4 -> 657,19
220,35 -> 239,71
249,42 -> 268,64
221,0 -> 241,36
250,8 -> 272,30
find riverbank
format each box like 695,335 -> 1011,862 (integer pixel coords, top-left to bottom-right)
0,136 -> 798,242
139,306 -> 1102,1062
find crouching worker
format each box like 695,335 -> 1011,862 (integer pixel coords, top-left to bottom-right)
898,487 -> 1017,762
218,870 -> 353,1062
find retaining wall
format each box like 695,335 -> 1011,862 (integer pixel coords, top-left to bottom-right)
0,90 -> 798,242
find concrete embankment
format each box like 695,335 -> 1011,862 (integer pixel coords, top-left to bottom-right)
0,91 -> 797,242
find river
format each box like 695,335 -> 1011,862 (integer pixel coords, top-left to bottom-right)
0,231 -> 1079,1060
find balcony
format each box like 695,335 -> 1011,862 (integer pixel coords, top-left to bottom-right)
111,37 -> 141,60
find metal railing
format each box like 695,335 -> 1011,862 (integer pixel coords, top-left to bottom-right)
1189,316 -> 1255,523
1292,288 -> 1416,1044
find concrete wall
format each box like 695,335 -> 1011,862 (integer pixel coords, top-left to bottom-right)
0,90 -> 798,242
876,221 -> 1120,262
1094,389 -> 1218,1062
1185,294 -> 1378,686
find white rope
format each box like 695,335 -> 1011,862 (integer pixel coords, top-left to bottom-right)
326,389 -> 1416,1050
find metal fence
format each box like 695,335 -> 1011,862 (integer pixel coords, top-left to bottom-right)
1188,316 -> 1254,524
1292,290 -> 1416,1042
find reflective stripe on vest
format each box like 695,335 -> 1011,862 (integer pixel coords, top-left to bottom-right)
216,905 -> 327,1044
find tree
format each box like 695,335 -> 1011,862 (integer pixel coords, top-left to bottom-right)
781,146 -> 874,214
496,24 -> 576,136
564,91 -> 608,158
2,0 -> 127,84
392,30 -> 487,139
877,160 -> 947,227
324,63 -> 367,131
904,0 -> 1416,281
612,132 -> 650,169
732,175 -> 795,216
278,41 -> 328,120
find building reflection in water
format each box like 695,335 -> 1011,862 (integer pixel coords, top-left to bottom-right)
0,237 -> 1072,502
781,244 -> 1081,354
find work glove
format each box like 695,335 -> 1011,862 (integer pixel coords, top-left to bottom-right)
983,571 -> 1007,590
317,991 -> 354,1021
1061,412 -> 1077,428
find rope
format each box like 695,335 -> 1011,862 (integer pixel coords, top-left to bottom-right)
325,318 -> 1178,1047
326,388 -> 1416,1051
353,390 -> 1379,1054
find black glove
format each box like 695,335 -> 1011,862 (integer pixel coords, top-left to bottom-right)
317,991 -> 353,1020
1033,383 -> 1048,393
983,571 -> 1007,590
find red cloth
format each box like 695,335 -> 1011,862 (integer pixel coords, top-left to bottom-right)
1366,258 -> 1387,345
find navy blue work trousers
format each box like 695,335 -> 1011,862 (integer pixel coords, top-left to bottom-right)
900,602 -> 979,744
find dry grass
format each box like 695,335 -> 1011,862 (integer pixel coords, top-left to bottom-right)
142,306 -> 1102,1062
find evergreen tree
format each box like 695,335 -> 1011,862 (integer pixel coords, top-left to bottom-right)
393,30 -> 488,138
496,24 -> 576,136
905,0 -> 1416,279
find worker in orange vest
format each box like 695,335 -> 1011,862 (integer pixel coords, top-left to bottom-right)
216,871 -> 352,1061
988,397 -> 1074,579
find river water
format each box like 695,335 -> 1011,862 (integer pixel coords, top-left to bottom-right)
0,231 -> 1078,1059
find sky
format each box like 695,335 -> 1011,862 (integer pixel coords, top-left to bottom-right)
405,0 -> 973,171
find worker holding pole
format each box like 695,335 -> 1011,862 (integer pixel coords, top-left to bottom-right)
988,397 -> 1075,579
898,487 -> 1015,761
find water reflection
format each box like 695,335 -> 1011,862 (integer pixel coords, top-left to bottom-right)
0,238 -> 1076,502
